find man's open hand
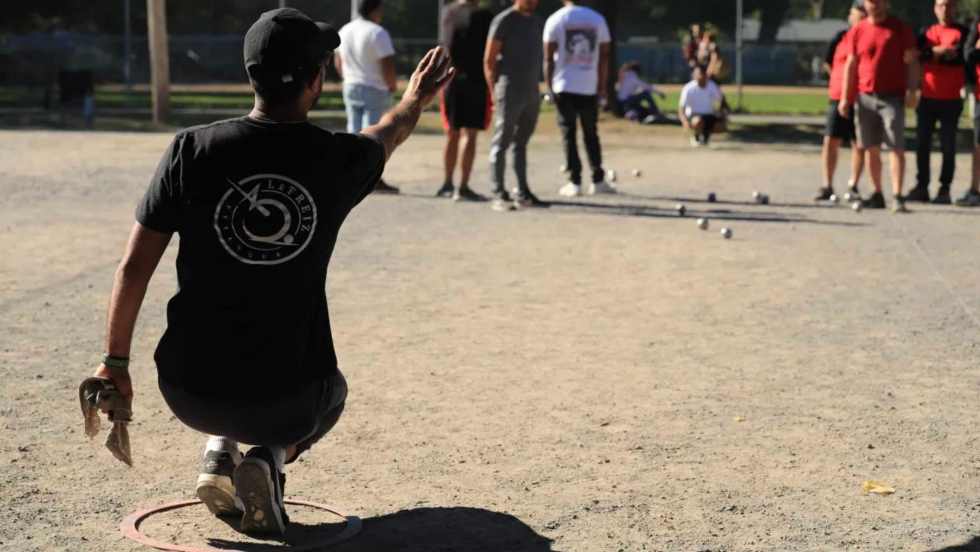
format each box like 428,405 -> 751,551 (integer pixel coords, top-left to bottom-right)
404,46 -> 455,107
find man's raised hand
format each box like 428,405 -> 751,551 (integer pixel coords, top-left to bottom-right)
404,46 -> 455,107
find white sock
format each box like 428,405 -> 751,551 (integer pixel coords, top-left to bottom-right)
204,436 -> 240,458
267,446 -> 287,473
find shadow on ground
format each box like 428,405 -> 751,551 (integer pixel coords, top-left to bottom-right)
930,537 -> 980,551
206,506 -> 554,552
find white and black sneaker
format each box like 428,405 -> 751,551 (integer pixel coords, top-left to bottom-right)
234,447 -> 288,536
196,450 -> 244,517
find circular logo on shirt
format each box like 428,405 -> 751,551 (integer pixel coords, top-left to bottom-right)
213,174 -> 317,265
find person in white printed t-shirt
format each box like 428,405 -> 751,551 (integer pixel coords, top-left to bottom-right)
336,0 -> 399,192
678,64 -> 727,146
544,0 -> 615,197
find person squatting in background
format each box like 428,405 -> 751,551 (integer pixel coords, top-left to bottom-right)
617,62 -> 667,125
544,0 -> 617,198
908,0 -> 967,205
678,64 -> 727,147
336,0 -> 400,193
816,1 -> 867,202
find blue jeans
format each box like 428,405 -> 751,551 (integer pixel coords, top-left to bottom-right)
343,83 -> 391,133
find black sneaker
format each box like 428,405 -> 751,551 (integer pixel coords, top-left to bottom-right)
905,185 -> 930,203
374,179 -> 400,195
453,186 -> 488,202
931,189 -> 951,205
514,189 -> 549,208
955,190 -> 980,207
196,450 -> 243,517
814,187 -> 834,201
892,196 -> 909,214
234,447 -> 288,536
862,191 -> 886,209
435,182 -> 454,198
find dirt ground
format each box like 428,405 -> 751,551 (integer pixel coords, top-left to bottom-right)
1,116 -> 980,552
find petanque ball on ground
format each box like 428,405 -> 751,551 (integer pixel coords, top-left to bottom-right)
608,170 -> 617,183
632,169 -> 642,178
760,194 -> 770,205
844,192 -> 854,202
707,192 -> 717,202
829,194 -> 839,204
676,204 -> 687,216
752,191 -> 761,200
697,218 -> 709,230
852,201 -> 863,212
721,227 -> 733,239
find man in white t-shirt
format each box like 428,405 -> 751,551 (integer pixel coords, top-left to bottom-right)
544,0 -> 614,197
678,64 -> 726,146
336,0 -> 399,192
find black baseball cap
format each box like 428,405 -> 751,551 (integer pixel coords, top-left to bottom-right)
244,8 -> 341,88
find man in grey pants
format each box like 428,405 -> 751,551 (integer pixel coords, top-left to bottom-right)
484,0 -> 546,210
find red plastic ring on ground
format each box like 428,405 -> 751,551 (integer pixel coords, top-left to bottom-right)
120,499 -> 362,552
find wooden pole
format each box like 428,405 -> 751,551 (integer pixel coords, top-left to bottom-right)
147,0 -> 170,124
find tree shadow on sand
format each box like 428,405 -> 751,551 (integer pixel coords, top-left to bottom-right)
929,538 -> 980,552
206,506 -> 554,552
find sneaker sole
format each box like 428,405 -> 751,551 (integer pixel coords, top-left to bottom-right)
234,459 -> 286,536
196,474 -> 243,517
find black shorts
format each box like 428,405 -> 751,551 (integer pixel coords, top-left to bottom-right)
825,100 -> 856,141
159,369 -> 347,462
440,74 -> 491,131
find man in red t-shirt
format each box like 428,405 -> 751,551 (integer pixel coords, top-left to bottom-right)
908,0 -> 967,205
958,15 -> 980,206
839,0 -> 920,213
816,2 -> 867,202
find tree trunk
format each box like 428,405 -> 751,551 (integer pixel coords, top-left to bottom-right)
756,0 -> 790,44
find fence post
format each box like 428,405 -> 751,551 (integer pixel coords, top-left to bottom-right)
147,0 -> 170,124
735,0 -> 744,111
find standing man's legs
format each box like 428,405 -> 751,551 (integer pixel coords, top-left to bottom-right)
440,127 -> 461,196
458,128 -> 479,192
489,86 -> 519,201
849,144 -> 866,194
934,100 -> 963,204
343,83 -> 365,134
881,96 -> 907,211
511,90 -> 541,199
822,135 -> 842,192
958,110 -> 980,206
912,99 -> 938,201
577,94 -> 609,192
362,87 -> 399,194
555,93 -> 583,189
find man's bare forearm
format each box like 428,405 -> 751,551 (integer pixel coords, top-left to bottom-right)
363,96 -> 425,160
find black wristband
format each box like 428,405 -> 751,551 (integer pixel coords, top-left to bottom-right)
102,354 -> 130,371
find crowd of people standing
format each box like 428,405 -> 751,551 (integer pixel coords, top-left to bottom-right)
820,0 -> 980,210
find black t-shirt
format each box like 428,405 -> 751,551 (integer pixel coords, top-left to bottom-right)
137,117 -> 385,398
442,3 -> 493,80
825,29 -> 848,67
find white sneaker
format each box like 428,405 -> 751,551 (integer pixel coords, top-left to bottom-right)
588,181 -> 618,195
558,183 -> 581,197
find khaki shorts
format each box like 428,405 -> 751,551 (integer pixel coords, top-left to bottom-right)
855,93 -> 905,150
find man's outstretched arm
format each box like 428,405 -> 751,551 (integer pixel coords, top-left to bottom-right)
92,222 -> 172,402
362,46 -> 456,160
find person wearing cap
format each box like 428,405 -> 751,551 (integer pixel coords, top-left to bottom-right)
838,0 -> 920,213
907,0 -> 967,205
336,0 -> 400,194
958,12 -> 980,206
485,0 -> 547,210
88,7 -> 455,536
815,2 -> 867,202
